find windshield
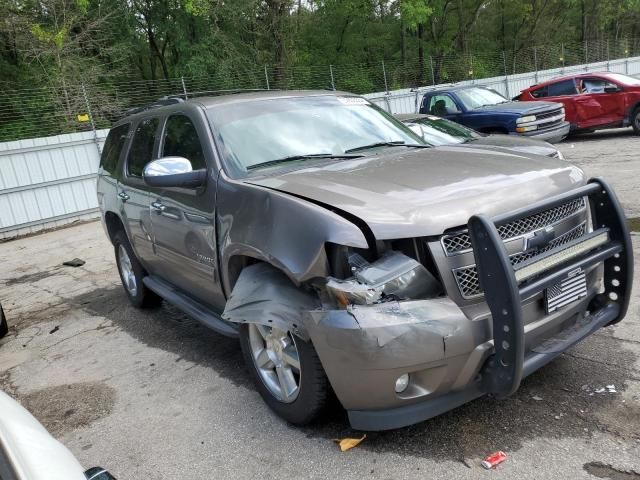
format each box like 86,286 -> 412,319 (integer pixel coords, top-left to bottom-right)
206,95 -> 426,176
405,116 -> 480,145
605,73 -> 640,86
456,87 -> 508,109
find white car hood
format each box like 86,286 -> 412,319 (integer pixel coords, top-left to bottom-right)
0,390 -> 86,480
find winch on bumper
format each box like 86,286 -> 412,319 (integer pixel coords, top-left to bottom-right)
307,178 -> 632,431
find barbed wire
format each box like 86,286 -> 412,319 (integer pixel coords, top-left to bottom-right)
0,37 -> 639,143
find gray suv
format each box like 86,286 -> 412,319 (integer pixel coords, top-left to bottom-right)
97,91 -> 632,431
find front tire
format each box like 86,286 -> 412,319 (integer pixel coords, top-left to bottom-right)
632,108 -> 640,135
114,231 -> 161,308
0,304 -> 8,338
239,323 -> 328,425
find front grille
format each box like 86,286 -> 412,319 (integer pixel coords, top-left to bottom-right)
441,197 -> 586,256
453,223 -> 587,298
536,108 -> 563,120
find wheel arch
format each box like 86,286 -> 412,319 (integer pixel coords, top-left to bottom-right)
221,261 -> 320,342
104,210 -> 126,244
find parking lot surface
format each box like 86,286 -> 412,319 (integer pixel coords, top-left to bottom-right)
0,129 -> 639,479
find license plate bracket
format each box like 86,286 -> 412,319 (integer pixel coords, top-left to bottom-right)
544,267 -> 588,314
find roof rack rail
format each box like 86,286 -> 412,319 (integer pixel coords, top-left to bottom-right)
120,88 -> 278,119
167,88 -> 278,100
123,96 -> 184,117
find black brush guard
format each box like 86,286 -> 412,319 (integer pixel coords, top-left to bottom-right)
468,177 -> 633,398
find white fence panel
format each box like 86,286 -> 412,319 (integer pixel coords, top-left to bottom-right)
364,56 -> 640,114
1,54 -> 639,239
0,129 -> 108,240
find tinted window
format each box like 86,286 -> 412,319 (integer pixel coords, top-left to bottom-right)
162,115 -> 206,170
100,123 -> 129,175
127,118 -> 159,177
530,86 -> 548,98
548,80 -> 578,96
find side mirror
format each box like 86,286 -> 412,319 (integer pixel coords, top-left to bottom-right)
143,157 -> 206,189
604,86 -> 620,94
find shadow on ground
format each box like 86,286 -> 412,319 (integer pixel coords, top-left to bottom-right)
69,285 -> 639,462
565,128 -> 637,143
69,286 -> 250,389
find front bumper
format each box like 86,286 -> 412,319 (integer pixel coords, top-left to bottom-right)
516,121 -> 570,143
306,178 -> 632,431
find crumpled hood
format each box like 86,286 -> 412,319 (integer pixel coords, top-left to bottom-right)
246,146 -> 586,239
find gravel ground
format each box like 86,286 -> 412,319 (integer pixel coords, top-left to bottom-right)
0,129 -> 639,479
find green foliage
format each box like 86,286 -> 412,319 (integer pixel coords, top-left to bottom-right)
1,0 -> 640,141
400,0 -> 433,31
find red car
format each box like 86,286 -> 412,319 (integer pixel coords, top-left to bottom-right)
516,72 -> 640,135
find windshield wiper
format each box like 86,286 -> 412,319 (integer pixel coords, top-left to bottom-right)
345,141 -> 430,153
246,153 -> 363,171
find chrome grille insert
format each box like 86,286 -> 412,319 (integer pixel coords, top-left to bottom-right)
441,197 -> 586,256
453,223 -> 587,298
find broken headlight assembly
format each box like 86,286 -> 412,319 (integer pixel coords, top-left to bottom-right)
325,251 -> 442,307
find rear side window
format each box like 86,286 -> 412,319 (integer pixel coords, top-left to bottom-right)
127,118 -> 159,177
162,115 -> 207,170
100,123 -> 129,175
530,86 -> 548,98
548,80 -> 578,96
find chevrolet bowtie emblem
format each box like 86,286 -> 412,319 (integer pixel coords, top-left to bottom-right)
523,226 -> 557,252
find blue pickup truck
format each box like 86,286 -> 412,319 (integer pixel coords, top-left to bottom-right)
418,85 -> 570,143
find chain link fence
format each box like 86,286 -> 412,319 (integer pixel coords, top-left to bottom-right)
1,38 -> 639,143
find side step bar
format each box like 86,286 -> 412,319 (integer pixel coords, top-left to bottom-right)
143,276 -> 239,338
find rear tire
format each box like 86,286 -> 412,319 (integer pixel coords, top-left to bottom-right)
113,231 -> 161,308
632,108 -> 640,135
239,323 -> 328,426
0,304 -> 8,338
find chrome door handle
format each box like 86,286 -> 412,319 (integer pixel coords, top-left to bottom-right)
118,192 -> 130,202
151,201 -> 166,212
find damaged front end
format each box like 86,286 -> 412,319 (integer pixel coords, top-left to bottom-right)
324,251 -> 442,306
223,178 -> 631,433
309,177 -> 632,431
304,250 -> 484,422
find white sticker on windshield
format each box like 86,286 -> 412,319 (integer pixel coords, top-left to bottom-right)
337,96 -> 369,106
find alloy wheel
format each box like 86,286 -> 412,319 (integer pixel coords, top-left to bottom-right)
118,245 -> 138,297
248,324 -> 301,403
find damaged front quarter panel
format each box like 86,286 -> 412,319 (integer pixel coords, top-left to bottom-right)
216,176 -> 369,296
222,262 -> 319,340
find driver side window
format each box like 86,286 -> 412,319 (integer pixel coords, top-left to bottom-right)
162,114 -> 207,170
428,95 -> 459,116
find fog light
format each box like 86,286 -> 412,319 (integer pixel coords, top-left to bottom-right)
395,373 -> 410,393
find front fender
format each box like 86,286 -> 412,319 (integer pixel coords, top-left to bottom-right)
216,175 -> 369,295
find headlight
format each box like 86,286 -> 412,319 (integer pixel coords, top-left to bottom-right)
325,252 -> 441,307
517,115 -> 536,124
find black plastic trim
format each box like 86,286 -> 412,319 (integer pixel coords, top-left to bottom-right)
348,385 -> 484,431
143,276 -> 238,338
